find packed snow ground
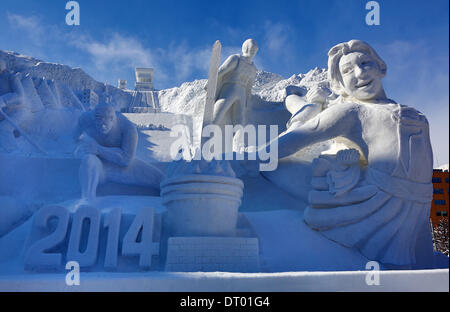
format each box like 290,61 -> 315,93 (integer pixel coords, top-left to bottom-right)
0,269 -> 448,292
0,195 -> 448,291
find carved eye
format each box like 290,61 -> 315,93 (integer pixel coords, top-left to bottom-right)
342,68 -> 352,75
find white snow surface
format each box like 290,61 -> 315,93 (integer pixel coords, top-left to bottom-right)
0,269 -> 448,292
438,163 -> 449,171
0,195 -> 448,291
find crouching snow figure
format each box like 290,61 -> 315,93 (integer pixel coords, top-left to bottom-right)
73,102 -> 164,201
272,40 -> 434,265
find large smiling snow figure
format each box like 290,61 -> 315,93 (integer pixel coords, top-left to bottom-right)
272,40 -> 434,266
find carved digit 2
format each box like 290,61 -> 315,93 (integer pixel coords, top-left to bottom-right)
24,205 -> 70,269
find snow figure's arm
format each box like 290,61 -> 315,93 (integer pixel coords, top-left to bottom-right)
72,112 -> 89,142
285,94 -> 323,126
285,86 -> 334,129
244,80 -> 254,102
72,123 -> 83,142
217,55 -> 239,80
273,103 -> 357,159
97,120 -> 138,167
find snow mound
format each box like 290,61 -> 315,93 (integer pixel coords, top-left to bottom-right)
0,50 -> 132,111
155,68 -> 329,117
2,49 -> 330,121
158,79 -> 207,116
1,49 -> 333,160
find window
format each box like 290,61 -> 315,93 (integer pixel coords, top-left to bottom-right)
446,178 -> 449,183
436,211 -> 448,217
434,188 -> 444,194
432,177 -> 442,183
434,200 -> 446,205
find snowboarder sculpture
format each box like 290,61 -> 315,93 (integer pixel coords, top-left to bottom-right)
212,39 -> 258,150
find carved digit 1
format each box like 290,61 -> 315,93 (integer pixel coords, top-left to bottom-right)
122,208 -> 159,268
67,205 -> 101,267
24,206 -> 70,270
103,207 -> 122,269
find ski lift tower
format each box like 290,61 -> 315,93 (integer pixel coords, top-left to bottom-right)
134,68 -> 154,91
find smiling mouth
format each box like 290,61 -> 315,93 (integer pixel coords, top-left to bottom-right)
356,80 -> 373,88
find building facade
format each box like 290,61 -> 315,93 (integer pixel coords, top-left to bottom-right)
430,169 -> 449,227
79,89 -> 99,110
118,79 -> 127,90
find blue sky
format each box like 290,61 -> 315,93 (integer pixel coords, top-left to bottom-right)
0,0 -> 449,165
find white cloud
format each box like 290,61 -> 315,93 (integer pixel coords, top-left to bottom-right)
68,32 -> 166,83
74,33 -> 154,68
6,13 -> 45,45
5,13 -> 219,88
264,22 -> 291,54
161,42 -> 211,83
259,21 -> 297,72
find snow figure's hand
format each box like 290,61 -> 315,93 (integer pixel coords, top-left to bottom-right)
336,148 -> 360,166
75,134 -> 99,157
285,85 -> 306,97
306,85 -> 331,105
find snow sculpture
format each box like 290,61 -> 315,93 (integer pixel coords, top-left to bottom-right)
160,42 -> 257,272
271,40 -> 434,265
212,39 -> 258,150
0,60 -> 30,152
73,102 -> 164,201
20,74 -> 45,113
162,159 -> 243,236
162,42 -> 245,236
285,84 -> 333,130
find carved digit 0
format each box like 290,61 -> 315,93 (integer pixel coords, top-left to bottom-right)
24,205 -> 70,270
66,205 -> 101,267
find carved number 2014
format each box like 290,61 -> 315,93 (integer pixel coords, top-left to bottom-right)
24,205 -> 156,270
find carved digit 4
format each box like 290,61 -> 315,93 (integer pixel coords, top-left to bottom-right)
24,206 -> 70,270
122,208 -> 159,268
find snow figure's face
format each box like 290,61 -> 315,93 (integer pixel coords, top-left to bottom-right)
242,40 -> 258,59
339,51 -> 384,101
95,107 -> 116,135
